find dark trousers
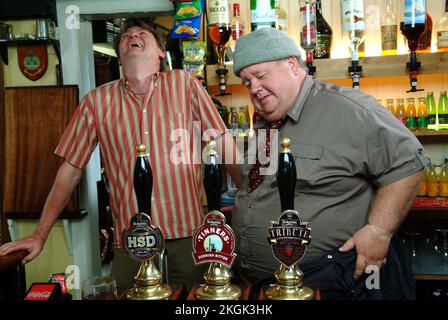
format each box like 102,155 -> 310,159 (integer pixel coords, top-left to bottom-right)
247,236 -> 416,300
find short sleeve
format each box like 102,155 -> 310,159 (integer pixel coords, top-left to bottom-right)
359,101 -> 430,187
54,92 -> 98,169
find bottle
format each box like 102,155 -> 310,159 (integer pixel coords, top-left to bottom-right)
438,91 -> 448,129
134,144 -> 153,216
341,0 -> 365,62
381,0 -> 398,56
238,106 -> 249,132
250,0 -> 276,31
314,0 -> 333,59
427,91 -> 438,130
231,3 -> 245,43
385,98 -> 396,115
417,96 -> 428,131
426,163 -> 438,197
417,13 -> 432,53
395,98 -> 407,126
208,0 -> 232,67
406,97 -> 417,131
299,0 -> 317,54
400,0 -> 426,53
435,0 -> 448,52
274,0 -> 288,32
228,107 -> 239,131
418,165 -> 427,197
440,164 -> 448,197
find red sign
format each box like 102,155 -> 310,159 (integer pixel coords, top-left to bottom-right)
17,44 -> 48,81
192,211 -> 236,266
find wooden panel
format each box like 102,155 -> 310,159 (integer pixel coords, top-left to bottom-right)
1,85 -> 79,216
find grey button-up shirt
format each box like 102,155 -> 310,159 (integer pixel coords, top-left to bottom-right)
232,75 -> 429,282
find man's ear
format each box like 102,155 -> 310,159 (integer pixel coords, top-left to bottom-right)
287,56 -> 299,73
159,49 -> 167,60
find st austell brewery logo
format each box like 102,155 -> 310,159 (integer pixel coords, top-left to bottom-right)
122,213 -> 164,261
192,211 -> 236,266
267,210 -> 312,267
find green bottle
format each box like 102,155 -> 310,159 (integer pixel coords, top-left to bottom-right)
438,91 -> 448,130
426,91 -> 437,130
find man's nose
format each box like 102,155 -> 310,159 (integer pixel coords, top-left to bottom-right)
128,32 -> 140,39
250,81 -> 261,96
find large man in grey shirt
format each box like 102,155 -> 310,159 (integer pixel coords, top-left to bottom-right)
231,28 -> 428,299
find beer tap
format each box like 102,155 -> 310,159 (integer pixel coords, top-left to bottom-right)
133,144 -> 153,217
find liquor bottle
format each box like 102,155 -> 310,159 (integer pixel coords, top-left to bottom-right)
438,91 -> 448,129
440,164 -> 448,197
406,97 -> 417,131
385,98 -> 396,115
417,96 -> 428,130
314,0 -> 333,59
134,144 -> 153,217
231,3 -> 245,43
208,0 -> 232,67
238,106 -> 249,132
341,0 -> 365,62
300,0 -> 317,75
274,0 -> 288,32
435,0 -> 448,52
395,98 -> 407,126
250,0 -> 276,31
381,0 -> 398,56
400,0 -> 426,53
426,91 -> 437,130
228,107 -> 239,131
417,13 -> 432,53
426,163 -> 438,197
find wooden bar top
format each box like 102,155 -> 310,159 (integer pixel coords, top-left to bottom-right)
0,249 -> 27,272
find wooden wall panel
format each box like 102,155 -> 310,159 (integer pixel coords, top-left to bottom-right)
1,86 -> 79,217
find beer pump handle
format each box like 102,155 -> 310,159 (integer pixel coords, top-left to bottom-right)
203,140 -> 222,212
134,144 -> 153,217
277,138 -> 297,212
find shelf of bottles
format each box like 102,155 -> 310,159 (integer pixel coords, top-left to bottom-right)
206,0 -> 448,86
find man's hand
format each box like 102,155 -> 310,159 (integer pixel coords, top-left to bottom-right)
0,234 -> 45,264
339,224 -> 391,280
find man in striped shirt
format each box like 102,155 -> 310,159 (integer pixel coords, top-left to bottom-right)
0,20 -> 241,293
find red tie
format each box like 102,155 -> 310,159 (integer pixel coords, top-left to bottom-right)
247,117 -> 289,193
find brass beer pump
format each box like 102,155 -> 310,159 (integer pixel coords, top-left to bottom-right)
265,138 -> 314,300
122,144 -> 172,300
192,140 -> 241,300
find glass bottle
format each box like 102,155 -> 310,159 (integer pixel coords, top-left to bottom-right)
440,164 -> 448,197
250,0 -> 276,31
314,0 -> 333,59
417,13 -> 432,53
426,163 -> 438,197
400,0 -> 426,52
231,3 -> 245,43
208,0 -> 232,67
435,0 -> 448,52
228,107 -> 239,131
406,97 -> 417,131
438,91 -> 448,130
341,0 -> 365,62
274,0 -> 288,32
238,106 -> 249,132
381,0 -> 398,56
417,96 -> 428,131
395,98 -> 407,126
426,91 -> 438,130
299,0 -> 317,74
385,98 -> 396,115
418,165 -> 427,196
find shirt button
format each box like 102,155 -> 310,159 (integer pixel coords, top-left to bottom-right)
151,196 -> 155,202
145,131 -> 149,135
143,109 -> 147,113
248,203 -> 253,208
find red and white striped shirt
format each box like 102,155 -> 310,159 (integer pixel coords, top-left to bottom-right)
55,70 -> 227,247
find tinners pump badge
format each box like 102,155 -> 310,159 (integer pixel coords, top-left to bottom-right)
122,213 -> 164,261
17,44 -> 48,81
268,210 -> 312,267
192,211 -> 236,266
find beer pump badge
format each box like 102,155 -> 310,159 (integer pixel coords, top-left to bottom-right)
193,211 -> 236,266
122,213 -> 164,261
268,210 -> 312,267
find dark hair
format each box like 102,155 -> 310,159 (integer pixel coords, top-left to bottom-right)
113,19 -> 166,59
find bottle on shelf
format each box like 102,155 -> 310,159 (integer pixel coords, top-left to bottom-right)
250,0 -> 276,31
208,0 -> 231,67
417,96 -> 428,131
438,91 -> 448,130
228,107 -> 239,131
426,91 -> 438,130
274,0 -> 288,32
385,98 -> 396,115
237,106 -> 249,134
395,98 -> 407,126
299,0 -> 317,76
381,0 -> 398,56
435,0 -> 448,52
418,165 -> 427,197
314,0 -> 333,59
426,163 -> 438,197
406,97 -> 417,131
440,163 -> 448,197
230,2 -> 245,48
417,13 -> 432,53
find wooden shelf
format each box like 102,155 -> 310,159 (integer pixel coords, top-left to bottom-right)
206,52 -> 448,86
415,274 -> 448,281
